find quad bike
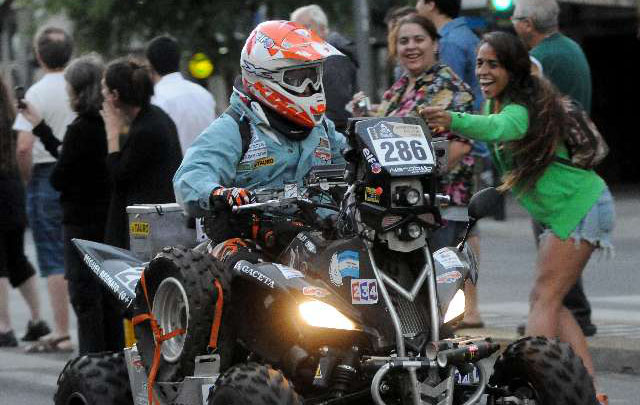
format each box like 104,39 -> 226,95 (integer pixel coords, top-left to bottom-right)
55,117 -> 598,405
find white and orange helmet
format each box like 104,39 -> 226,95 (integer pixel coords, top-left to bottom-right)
240,20 -> 342,128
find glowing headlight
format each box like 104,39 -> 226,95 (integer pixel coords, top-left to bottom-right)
406,222 -> 423,239
406,188 -> 421,205
443,289 -> 466,323
299,300 -> 356,330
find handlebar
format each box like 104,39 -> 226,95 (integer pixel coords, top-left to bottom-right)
231,197 -> 303,213
423,193 -> 451,207
231,196 -> 340,214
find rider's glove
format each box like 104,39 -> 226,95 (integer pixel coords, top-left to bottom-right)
210,187 -> 255,210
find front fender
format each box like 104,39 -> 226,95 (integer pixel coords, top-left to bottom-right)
71,238 -> 146,310
433,247 -> 474,317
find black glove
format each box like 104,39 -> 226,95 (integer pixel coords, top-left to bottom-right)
210,187 -> 255,210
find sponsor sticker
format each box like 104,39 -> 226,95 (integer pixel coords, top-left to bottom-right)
83,254 -> 135,307
318,137 -> 330,148
302,286 -> 331,298
351,279 -> 379,304
314,149 -> 332,161
371,163 -> 382,174
115,268 -> 144,294
329,250 -> 360,286
364,187 -> 380,203
273,263 -> 304,279
130,221 -> 150,238
436,270 -> 463,284
363,148 -> 377,164
296,233 -> 317,253
234,262 -> 275,288
434,248 -> 464,269
240,148 -> 268,163
254,157 -> 275,168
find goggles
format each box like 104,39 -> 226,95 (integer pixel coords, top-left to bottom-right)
279,63 -> 323,94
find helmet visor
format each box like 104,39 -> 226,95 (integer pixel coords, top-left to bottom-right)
281,64 -> 323,94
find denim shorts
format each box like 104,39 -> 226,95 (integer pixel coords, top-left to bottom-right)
541,186 -> 615,255
26,163 -> 65,277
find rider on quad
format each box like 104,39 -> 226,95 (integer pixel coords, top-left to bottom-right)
173,20 -> 347,266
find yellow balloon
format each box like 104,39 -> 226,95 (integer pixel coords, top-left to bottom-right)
189,53 -> 214,79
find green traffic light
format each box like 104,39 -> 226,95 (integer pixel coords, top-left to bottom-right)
491,0 -> 514,12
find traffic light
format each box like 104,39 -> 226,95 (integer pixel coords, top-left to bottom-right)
490,0 -> 514,13
488,0 -> 515,28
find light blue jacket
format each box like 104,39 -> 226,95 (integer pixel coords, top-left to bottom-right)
173,92 -> 347,217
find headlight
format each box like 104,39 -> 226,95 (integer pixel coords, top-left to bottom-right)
394,186 -> 422,206
299,300 -> 356,330
406,222 -> 422,239
405,188 -> 421,205
443,289 -> 465,323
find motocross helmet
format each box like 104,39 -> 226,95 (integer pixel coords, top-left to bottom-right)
240,20 -> 342,129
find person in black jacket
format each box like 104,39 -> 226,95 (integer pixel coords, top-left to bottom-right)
0,73 -> 50,348
100,58 -> 182,249
290,4 -> 358,133
19,54 -> 124,353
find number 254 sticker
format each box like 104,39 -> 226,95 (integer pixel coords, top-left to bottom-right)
351,279 -> 379,304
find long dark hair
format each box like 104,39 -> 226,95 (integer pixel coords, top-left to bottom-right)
0,73 -> 17,173
481,31 -> 566,192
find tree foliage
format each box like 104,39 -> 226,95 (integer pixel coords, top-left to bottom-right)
32,0 -> 409,82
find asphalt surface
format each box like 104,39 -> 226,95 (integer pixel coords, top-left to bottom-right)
1,185 -> 638,404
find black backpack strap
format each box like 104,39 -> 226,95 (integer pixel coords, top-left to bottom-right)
554,156 -> 578,167
224,107 -> 252,156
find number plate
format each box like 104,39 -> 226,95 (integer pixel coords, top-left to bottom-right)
367,122 -> 434,166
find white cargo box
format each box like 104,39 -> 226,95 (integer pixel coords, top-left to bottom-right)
127,203 -> 198,261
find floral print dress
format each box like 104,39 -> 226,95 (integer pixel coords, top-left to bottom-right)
377,63 -> 476,208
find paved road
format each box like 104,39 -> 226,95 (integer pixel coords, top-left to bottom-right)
2,186 -> 638,404
476,185 -> 640,337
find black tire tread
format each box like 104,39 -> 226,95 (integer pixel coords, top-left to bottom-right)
209,362 -> 301,405
133,245 -> 228,382
491,336 -> 598,405
54,351 -> 132,405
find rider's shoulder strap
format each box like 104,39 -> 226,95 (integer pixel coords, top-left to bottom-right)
224,107 -> 252,156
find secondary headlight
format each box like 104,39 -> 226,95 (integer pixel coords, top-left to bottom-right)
405,188 -> 421,205
443,289 -> 466,323
299,300 -> 356,330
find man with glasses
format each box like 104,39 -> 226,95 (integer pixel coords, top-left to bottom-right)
512,0 -> 597,338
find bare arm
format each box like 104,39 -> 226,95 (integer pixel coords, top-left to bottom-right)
16,130 -> 34,183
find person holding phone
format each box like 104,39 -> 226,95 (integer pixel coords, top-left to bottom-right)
12,26 -> 75,353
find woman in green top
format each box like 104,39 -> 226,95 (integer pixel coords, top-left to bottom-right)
421,32 -> 614,388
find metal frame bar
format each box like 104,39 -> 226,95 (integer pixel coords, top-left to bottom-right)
366,243 -> 442,405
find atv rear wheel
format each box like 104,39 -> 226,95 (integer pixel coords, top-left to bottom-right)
54,352 -> 132,405
489,336 -> 598,405
208,362 -> 301,405
133,246 -> 229,382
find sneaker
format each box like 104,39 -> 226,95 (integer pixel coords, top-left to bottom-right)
21,320 -> 51,342
596,393 -> 609,405
0,330 -> 18,347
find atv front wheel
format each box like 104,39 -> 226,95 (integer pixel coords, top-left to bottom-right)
208,362 -> 301,405
489,336 -> 598,405
133,246 -> 229,382
54,352 -> 132,405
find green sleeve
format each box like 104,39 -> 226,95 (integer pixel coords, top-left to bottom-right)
450,103 -> 529,143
